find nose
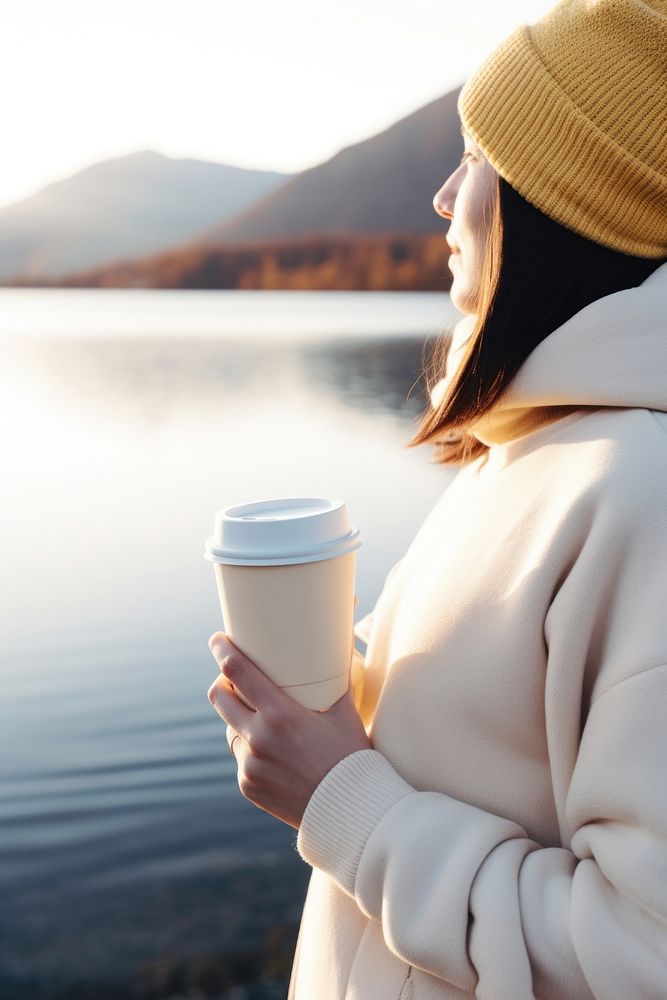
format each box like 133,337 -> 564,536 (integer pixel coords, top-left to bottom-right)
432,167 -> 461,220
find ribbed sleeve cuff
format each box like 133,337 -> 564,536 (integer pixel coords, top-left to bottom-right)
296,748 -> 416,896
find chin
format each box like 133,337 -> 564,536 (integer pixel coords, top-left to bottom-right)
449,283 -> 477,315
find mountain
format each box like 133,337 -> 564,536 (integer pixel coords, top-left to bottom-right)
8,86 -> 463,291
0,152 -> 291,281
197,87 -> 462,246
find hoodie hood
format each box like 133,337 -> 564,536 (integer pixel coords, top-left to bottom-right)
430,261 -> 667,447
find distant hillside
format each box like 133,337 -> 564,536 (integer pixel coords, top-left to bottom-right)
7,87 -> 463,291
23,233 -> 452,292
0,152 -> 290,281
199,87 -> 462,245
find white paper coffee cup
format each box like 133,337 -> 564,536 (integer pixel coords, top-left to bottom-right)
204,497 -> 362,710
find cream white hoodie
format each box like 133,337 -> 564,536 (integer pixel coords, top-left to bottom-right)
288,262 -> 667,1000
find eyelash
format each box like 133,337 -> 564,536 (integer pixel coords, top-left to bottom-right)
459,151 -> 474,166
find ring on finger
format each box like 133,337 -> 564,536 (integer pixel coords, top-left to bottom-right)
228,729 -> 241,758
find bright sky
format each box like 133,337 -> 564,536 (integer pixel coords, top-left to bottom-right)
0,0 -> 555,209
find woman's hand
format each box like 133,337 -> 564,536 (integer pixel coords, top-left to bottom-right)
207,632 -> 373,831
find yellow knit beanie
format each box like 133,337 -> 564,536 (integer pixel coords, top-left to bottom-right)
458,0 -> 667,258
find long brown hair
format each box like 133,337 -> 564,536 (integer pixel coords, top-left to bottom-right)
406,175 -> 666,467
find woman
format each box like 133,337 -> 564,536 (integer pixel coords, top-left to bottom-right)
207,0 -> 667,996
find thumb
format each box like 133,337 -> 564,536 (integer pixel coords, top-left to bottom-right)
333,681 -> 362,715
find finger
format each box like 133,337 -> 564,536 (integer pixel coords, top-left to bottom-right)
208,633 -> 292,714
226,724 -> 241,755
207,674 -> 254,737
225,725 -> 249,774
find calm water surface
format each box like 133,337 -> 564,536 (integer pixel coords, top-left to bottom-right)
0,289 -> 459,998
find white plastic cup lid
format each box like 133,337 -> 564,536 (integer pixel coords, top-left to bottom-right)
203,496 -> 363,566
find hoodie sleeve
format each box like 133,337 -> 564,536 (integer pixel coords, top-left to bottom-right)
296,663 -> 667,999
296,459 -> 667,999
352,554 -> 406,650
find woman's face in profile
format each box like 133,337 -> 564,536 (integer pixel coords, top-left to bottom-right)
433,128 -> 497,315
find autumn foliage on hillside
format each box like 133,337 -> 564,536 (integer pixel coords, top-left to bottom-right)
25,234 -> 453,291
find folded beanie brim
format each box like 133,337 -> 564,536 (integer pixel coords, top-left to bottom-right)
458,25 -> 667,259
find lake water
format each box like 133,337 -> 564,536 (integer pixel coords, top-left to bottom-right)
0,289 -> 459,999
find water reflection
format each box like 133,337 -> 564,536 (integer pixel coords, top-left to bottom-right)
13,332 -> 437,428
0,293 -> 457,999
299,336 -> 435,419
